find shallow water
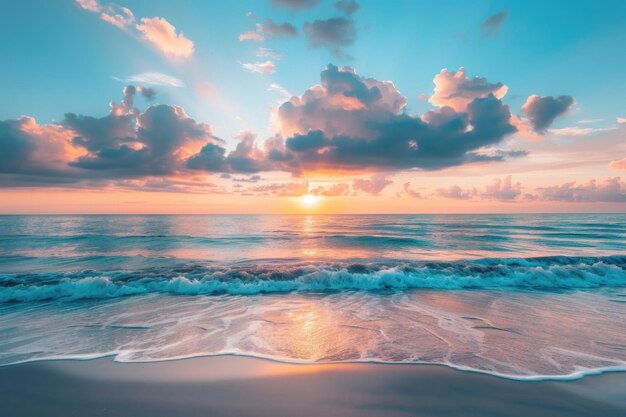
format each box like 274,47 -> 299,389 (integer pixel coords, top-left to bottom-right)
0,214 -> 625,379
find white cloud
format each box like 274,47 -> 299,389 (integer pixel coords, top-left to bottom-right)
241,61 -> 275,74
114,72 -> 185,87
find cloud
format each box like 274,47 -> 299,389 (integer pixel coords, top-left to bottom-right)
480,10 -> 509,36
257,47 -> 283,60
239,31 -> 265,42
521,95 -> 575,133
1,65 -> 570,190
481,175 -> 522,201
278,65 -> 519,173
549,126 -> 615,136
76,0 -> 194,59
271,0 -> 320,12
76,0 -> 134,29
247,181 -> 309,196
310,182 -> 350,196
241,61 -> 276,74
536,177 -> 626,202
115,72 -> 185,87
609,158 -> 626,171
0,117 -> 79,181
352,174 -> 393,195
304,17 -> 357,58
232,175 -> 262,183
187,131 -> 272,174
239,19 -> 298,42
136,17 -> 194,59
258,19 -> 298,38
268,83 -> 292,102
429,68 -> 508,112
436,185 -> 475,200
403,182 -> 424,199
334,0 -> 360,15
436,176 -> 522,201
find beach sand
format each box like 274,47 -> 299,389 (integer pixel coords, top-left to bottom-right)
1,356 -> 625,417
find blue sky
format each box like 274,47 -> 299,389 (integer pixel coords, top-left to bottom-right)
1,0 -> 626,213
2,0 -> 625,140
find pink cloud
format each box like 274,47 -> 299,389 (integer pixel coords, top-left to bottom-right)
239,31 -> 265,42
429,68 -> 508,112
609,158 -> 626,171
352,174 -> 393,196
136,17 -> 194,59
76,1 -> 193,59
241,61 -> 276,74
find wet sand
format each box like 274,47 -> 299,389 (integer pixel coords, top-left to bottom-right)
1,356 -> 625,417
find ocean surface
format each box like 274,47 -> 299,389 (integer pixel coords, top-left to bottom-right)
0,214 -> 625,379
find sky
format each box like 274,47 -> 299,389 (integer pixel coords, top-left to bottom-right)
1,0 -> 626,214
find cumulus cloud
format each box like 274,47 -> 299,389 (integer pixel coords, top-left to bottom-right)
480,10 -> 509,36
536,177 -> 626,202
278,65 -> 519,173
271,0 -> 320,12
352,174 -> 393,195
76,0 -> 194,59
241,61 -> 276,74
521,95 -> 575,133
239,31 -> 265,42
304,18 -> 357,58
1,65 -> 576,191
429,68 -> 508,112
334,0 -> 360,15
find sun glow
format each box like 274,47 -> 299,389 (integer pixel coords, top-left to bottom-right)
301,194 -> 319,207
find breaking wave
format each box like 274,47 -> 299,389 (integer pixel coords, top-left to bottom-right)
2,255 -> 625,302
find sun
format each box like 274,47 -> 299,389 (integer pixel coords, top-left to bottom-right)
301,194 -> 319,206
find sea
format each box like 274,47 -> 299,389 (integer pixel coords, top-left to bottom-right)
0,214 -> 625,380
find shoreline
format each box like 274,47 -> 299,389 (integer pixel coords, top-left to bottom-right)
3,352 -> 626,383
1,355 -> 625,417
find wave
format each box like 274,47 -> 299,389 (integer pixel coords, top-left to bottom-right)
1,255 -> 625,302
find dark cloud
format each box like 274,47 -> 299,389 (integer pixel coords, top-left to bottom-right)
481,10 -> 509,36
187,131 -> 271,174
352,174 -> 393,195
259,19 -> 298,38
304,18 -> 357,58
521,95 -> 575,133
72,104 -> 216,177
279,65 -> 519,172
271,0 -> 320,12
1,66 -> 564,191
334,0 -> 360,16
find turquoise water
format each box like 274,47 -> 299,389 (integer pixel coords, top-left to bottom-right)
0,214 -> 625,379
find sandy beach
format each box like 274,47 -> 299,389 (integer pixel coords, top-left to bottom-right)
1,356 -> 625,417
